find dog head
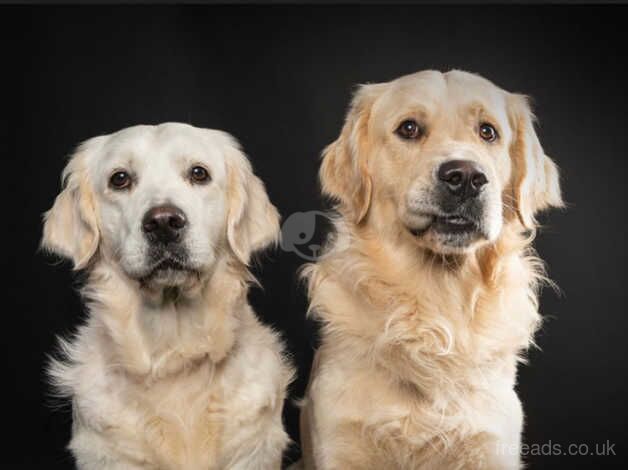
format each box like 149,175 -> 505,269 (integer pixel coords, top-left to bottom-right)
321,70 -> 563,255
42,123 -> 279,290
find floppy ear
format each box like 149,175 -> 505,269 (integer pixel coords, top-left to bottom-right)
225,142 -> 280,265
41,144 -> 99,270
508,94 -> 564,229
320,84 -> 383,224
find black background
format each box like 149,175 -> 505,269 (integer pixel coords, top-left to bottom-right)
2,4 -> 627,469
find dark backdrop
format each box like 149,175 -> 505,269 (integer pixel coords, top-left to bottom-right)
2,5 -> 627,469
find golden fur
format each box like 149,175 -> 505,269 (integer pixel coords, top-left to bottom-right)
42,123 -> 294,469
298,71 -> 563,469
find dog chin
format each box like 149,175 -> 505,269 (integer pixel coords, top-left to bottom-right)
423,230 -> 484,255
406,216 -> 490,255
144,267 -> 194,286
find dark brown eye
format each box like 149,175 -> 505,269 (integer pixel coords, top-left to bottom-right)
479,123 -> 498,142
190,166 -> 210,184
109,170 -> 131,190
396,119 -> 422,140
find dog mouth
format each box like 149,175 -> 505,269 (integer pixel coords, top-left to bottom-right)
139,255 -> 197,283
409,214 -> 480,237
152,258 -> 188,272
431,215 -> 478,234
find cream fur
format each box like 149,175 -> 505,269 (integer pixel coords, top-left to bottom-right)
299,71 -> 563,469
42,123 -> 294,469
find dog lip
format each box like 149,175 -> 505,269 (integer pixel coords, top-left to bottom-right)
153,258 -> 188,271
409,226 -> 429,237
139,256 -> 193,281
440,215 -> 470,225
432,214 -> 478,234
408,213 -> 479,236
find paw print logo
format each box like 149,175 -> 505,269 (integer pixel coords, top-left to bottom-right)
280,211 -> 330,261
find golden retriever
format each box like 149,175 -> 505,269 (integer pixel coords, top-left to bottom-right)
42,123 -> 293,469
298,70 -> 563,469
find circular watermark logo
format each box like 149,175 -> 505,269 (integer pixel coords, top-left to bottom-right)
280,210 -> 333,261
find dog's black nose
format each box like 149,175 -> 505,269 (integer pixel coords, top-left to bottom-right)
142,205 -> 187,244
438,160 -> 488,199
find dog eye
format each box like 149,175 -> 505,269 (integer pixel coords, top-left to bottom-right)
109,170 -> 132,190
189,166 -> 210,184
479,123 -> 498,142
395,119 -> 423,140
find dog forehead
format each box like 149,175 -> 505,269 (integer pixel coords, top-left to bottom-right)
89,123 -> 230,176
444,71 -> 509,113
376,70 -> 509,118
379,70 -> 448,109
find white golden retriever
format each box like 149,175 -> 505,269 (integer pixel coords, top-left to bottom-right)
42,123 -> 293,469
299,70 -> 563,469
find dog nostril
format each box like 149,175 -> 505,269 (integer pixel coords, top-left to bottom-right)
143,219 -> 158,233
446,171 -> 463,186
471,172 -> 488,189
168,214 -> 186,230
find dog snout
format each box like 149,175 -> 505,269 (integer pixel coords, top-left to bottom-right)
142,204 -> 187,244
437,159 -> 488,200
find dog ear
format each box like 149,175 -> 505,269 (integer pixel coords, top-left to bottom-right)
320,83 -> 383,224
225,141 -> 280,265
41,142 -> 100,270
508,94 -> 563,229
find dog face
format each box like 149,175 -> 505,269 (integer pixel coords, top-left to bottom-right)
42,123 -> 279,289
321,70 -> 563,255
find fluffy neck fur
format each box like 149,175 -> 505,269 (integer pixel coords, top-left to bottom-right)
305,219 -> 544,398
77,254 -> 250,382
